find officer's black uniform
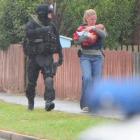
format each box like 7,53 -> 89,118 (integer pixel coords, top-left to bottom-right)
24,4 -> 63,111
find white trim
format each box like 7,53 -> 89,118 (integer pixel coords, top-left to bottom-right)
60,35 -> 73,41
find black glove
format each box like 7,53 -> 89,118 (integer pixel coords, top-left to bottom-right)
77,49 -> 82,57
57,52 -> 63,66
58,58 -> 63,66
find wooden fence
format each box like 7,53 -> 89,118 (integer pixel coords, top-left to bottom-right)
0,44 -> 25,93
0,44 -> 139,100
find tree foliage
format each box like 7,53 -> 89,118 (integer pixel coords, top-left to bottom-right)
56,0 -> 136,48
0,0 -> 43,49
0,0 -> 137,49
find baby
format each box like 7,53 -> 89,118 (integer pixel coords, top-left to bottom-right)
73,24 -> 104,47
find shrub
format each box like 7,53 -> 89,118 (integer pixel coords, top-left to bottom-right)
0,0 -> 43,49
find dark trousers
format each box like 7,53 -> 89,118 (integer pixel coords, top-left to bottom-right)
26,55 -> 56,102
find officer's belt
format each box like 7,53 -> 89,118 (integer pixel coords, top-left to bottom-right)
32,39 -> 44,43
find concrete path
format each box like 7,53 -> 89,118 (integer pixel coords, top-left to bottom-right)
0,92 -> 122,119
0,92 -> 82,114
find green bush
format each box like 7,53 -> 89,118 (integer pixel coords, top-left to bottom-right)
96,0 -> 135,48
56,0 -> 136,48
0,0 -> 43,49
0,0 -> 137,49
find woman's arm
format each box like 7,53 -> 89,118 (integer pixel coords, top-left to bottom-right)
93,25 -> 107,39
85,24 -> 107,39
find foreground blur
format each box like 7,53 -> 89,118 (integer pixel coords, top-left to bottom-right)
78,77 -> 140,140
78,116 -> 140,140
87,77 -> 140,117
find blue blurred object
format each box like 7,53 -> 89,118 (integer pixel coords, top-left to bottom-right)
87,77 -> 140,117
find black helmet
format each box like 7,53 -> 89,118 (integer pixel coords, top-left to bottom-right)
36,4 -> 53,15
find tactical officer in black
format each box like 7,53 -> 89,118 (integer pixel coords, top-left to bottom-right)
24,4 -> 63,111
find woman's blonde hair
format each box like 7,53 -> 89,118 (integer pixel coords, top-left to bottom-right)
83,9 -> 96,23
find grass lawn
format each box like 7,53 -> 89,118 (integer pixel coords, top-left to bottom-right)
0,100 -> 116,140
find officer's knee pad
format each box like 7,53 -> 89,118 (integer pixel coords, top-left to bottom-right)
45,77 -> 53,89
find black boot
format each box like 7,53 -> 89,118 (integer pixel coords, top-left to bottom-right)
45,101 -> 55,111
28,99 -> 34,110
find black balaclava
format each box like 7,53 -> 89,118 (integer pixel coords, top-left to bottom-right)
36,4 -> 53,25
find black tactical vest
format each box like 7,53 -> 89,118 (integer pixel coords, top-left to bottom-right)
23,19 -> 59,56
